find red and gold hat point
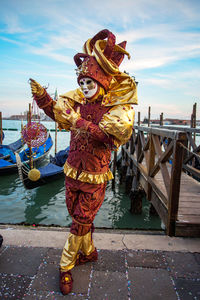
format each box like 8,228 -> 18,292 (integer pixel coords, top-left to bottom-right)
74,29 -> 131,91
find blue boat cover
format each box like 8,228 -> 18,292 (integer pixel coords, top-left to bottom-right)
39,163 -> 63,178
50,147 -> 69,167
19,135 -> 53,163
0,145 -> 16,161
0,159 -> 13,167
9,138 -> 24,152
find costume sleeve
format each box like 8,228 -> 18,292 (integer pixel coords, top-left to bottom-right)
33,90 -> 55,120
98,104 -> 135,149
75,118 -> 114,148
34,93 -> 72,131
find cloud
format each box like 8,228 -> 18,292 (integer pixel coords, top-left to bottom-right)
0,0 -> 199,118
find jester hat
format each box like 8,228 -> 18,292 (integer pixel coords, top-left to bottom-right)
74,29 -> 130,91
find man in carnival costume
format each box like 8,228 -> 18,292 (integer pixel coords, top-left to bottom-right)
29,29 -> 137,295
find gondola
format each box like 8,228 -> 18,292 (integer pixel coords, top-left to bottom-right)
0,134 -> 53,175
16,147 -> 69,189
0,138 -> 25,160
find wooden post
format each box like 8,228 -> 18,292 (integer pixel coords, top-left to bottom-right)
112,151 -> 117,189
148,106 -> 151,127
138,112 -> 141,126
160,113 -> 163,126
130,128 -> 143,214
55,122 -> 58,155
192,103 -> 197,143
147,132 -> 155,200
167,132 -> 186,236
0,112 -> 2,144
28,103 -> 33,169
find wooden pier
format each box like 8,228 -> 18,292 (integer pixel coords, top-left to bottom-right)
120,125 -> 200,237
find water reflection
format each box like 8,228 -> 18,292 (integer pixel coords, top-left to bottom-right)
24,179 -> 65,225
0,174 -> 21,195
95,171 -> 161,230
0,167 -> 161,230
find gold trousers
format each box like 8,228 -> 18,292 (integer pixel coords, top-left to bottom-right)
60,231 -> 95,272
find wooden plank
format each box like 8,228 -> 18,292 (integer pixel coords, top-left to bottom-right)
167,139 -> 185,236
122,126 -> 200,238
183,144 -> 200,165
182,164 -> 200,179
179,202 -> 200,208
139,131 -> 149,166
150,190 -> 168,226
178,209 -> 200,215
147,134 -> 155,200
175,223 -> 200,237
148,125 -> 200,134
150,143 -> 173,177
147,175 -> 168,206
152,135 -> 170,196
177,215 -> 200,223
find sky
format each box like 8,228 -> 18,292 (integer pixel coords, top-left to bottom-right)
0,0 -> 200,121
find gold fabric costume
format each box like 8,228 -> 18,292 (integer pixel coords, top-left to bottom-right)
53,72 -> 137,182
60,231 -> 95,272
80,231 -> 95,256
64,161 -> 113,184
53,72 -> 137,147
60,233 -> 83,272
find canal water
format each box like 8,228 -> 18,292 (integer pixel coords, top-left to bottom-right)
0,120 -> 162,230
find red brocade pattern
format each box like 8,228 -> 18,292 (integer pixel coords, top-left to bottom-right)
67,100 -> 114,175
65,177 -> 107,236
34,93 -> 114,235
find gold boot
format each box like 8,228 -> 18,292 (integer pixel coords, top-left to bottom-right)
59,233 -> 83,295
76,231 -> 98,265
60,232 -> 83,272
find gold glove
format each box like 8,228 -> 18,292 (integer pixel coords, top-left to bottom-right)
29,78 -> 46,97
59,102 -> 81,127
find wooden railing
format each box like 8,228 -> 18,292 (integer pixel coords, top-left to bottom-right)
121,125 -> 200,236
151,125 -> 200,181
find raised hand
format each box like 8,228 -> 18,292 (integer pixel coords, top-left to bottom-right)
29,78 -> 45,97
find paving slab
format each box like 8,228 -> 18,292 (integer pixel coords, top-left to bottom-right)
94,249 -> 126,272
165,252 -> 200,279
71,264 -> 92,295
0,273 -> 32,299
0,226 -> 200,299
194,252 -> 200,265
23,290 -> 82,299
128,267 -> 177,300
173,278 -> 200,300
89,270 -> 127,300
29,259 -> 60,293
126,249 -> 166,269
0,246 -> 48,276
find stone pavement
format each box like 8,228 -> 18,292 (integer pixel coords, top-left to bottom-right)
0,226 -> 200,299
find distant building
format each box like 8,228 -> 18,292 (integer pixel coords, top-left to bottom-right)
150,118 -> 191,126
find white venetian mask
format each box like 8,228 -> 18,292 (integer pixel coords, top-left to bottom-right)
79,77 -> 98,98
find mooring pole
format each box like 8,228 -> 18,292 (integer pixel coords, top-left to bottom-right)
160,112 -> 163,126
112,151 -> 117,189
0,112 -> 2,144
28,103 -> 33,169
148,106 -> 151,127
55,122 -> 58,155
138,111 -> 141,126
